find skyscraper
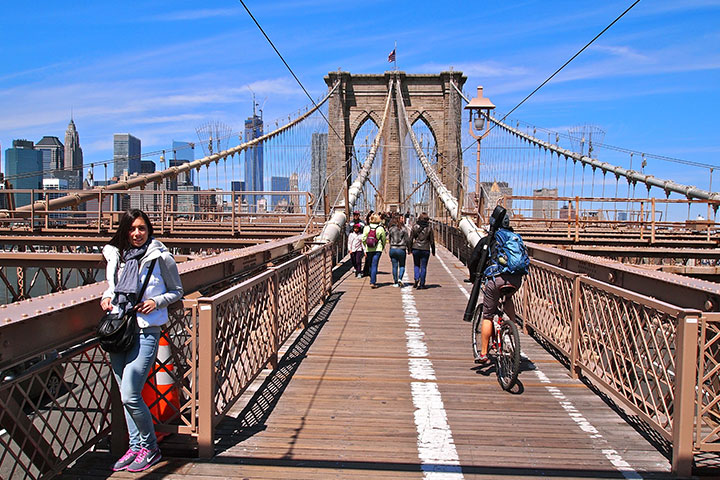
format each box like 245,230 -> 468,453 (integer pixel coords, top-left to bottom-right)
270,176 -> 290,208
289,172 -> 299,211
113,134 -> 141,179
35,136 -> 64,178
171,141 -> 197,215
5,140 -> 43,207
171,140 -> 195,187
64,119 -> 83,189
244,113 -> 263,210
140,160 -> 156,174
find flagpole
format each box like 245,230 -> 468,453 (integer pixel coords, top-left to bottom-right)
394,41 -> 397,71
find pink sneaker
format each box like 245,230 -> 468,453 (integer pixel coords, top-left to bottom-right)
126,446 -> 162,472
112,448 -> 138,471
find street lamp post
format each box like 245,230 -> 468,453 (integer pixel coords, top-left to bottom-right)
465,86 -> 495,220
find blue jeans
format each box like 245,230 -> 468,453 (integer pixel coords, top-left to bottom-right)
389,248 -> 407,284
412,249 -> 431,287
366,251 -> 382,284
110,329 -> 161,451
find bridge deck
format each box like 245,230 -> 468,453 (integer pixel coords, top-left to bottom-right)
61,247 -> 673,479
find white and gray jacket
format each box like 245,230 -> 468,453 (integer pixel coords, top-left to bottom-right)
102,239 -> 184,329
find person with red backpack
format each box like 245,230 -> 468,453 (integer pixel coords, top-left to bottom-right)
362,213 -> 387,288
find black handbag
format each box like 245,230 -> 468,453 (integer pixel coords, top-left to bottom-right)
98,258 -> 157,353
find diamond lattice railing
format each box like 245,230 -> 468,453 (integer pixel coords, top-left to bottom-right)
697,313 -> 720,450
0,343 -> 113,480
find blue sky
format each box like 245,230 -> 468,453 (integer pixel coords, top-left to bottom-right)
1,0 -> 718,191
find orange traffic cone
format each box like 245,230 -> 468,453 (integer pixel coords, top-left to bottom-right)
142,333 -> 180,439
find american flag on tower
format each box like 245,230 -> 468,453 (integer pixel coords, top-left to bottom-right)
388,48 -> 396,63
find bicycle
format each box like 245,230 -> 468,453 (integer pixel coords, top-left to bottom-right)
471,283 -> 521,391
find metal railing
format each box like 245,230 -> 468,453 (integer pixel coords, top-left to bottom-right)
0,233 -> 342,479
470,195 -> 719,244
434,220 -> 720,476
0,188 -> 317,236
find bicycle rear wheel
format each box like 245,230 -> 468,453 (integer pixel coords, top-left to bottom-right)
496,318 -> 521,391
471,305 -> 483,360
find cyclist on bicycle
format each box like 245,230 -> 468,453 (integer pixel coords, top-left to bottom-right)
468,207 -> 528,364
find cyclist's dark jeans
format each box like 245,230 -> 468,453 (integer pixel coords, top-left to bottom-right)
482,273 -> 523,319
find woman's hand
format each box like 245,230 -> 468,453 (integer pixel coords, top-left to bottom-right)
135,299 -> 157,315
100,297 -> 113,311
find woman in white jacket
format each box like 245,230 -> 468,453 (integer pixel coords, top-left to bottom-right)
100,209 -> 183,473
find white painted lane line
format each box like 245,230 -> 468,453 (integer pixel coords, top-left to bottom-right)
439,249 -> 642,477
401,278 -> 463,479
534,369 -> 643,479
435,253 -> 470,300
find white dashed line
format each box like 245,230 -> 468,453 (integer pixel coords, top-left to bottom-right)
439,250 -> 643,478
534,369 -> 643,479
402,276 -> 463,479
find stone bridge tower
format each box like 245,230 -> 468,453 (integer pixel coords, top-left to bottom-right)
324,71 -> 466,213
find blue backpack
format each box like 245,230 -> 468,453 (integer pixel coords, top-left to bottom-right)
485,228 -> 530,277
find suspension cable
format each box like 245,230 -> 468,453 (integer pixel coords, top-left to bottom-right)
451,82 -> 720,202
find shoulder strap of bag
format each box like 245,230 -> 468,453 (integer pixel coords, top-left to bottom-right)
137,258 -> 158,302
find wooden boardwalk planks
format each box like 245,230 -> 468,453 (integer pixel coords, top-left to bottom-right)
59,246 -> 676,479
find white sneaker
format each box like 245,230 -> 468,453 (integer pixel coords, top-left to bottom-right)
392,283 -> 399,287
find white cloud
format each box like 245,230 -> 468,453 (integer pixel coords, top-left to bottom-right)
590,45 -> 649,62
413,61 -> 528,78
148,8 -> 241,22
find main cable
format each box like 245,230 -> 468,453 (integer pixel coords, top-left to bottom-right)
238,0 -> 344,147
462,0 -> 642,155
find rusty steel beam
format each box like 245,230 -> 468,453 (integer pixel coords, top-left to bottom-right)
0,234 -> 312,368
0,235 -> 275,249
527,242 -> 720,312
520,235 -> 716,249
0,253 -> 190,268
562,245 -> 720,259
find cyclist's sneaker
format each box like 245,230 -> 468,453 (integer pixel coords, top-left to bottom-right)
112,449 -> 138,471
474,353 -> 489,364
126,447 -> 161,472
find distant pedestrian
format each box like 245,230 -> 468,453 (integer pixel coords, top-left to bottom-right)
100,209 -> 183,472
410,212 -> 435,289
347,223 -> 364,278
388,215 -> 411,287
347,210 -> 365,234
362,213 -> 387,288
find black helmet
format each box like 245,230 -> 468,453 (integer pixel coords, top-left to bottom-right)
489,205 -> 507,229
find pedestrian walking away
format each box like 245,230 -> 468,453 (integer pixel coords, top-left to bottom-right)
362,213 -> 387,288
101,209 -> 183,473
347,223 -> 365,278
409,212 -> 435,289
388,215 -> 411,287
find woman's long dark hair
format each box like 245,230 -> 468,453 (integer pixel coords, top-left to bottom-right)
109,209 -> 153,253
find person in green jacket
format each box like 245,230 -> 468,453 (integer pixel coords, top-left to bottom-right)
362,213 -> 387,288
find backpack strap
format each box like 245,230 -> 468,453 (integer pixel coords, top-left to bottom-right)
137,258 -> 158,301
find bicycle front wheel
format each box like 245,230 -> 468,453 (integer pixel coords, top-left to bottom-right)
471,305 -> 483,360
496,319 -> 521,391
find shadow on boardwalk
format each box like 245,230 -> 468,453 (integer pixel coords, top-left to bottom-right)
213,291 -> 344,455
